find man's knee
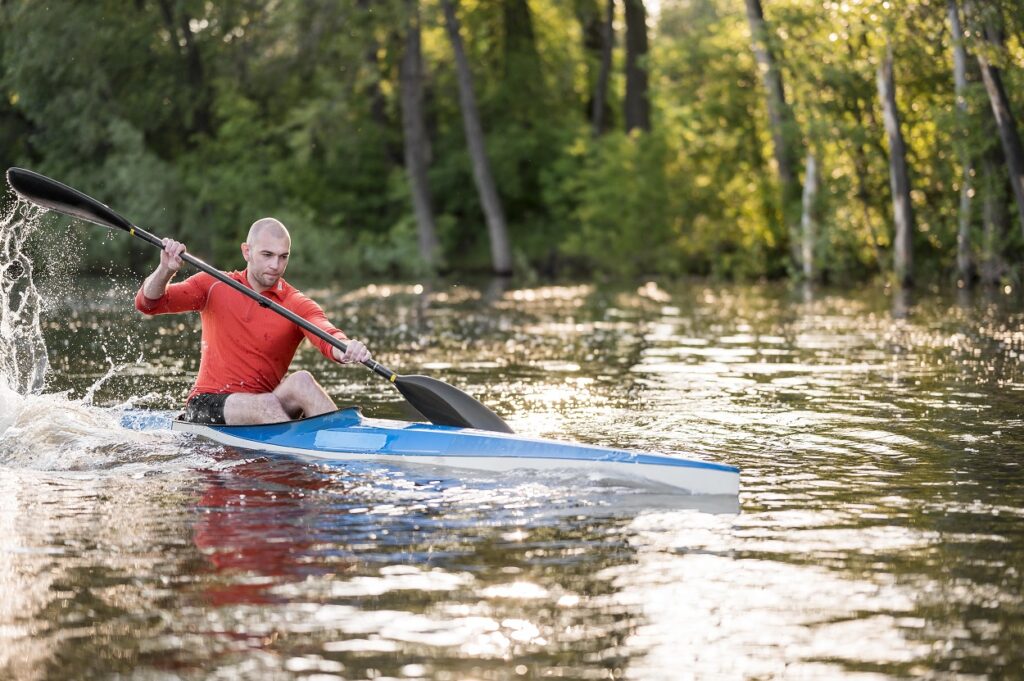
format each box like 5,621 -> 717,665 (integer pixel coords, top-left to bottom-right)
279,370 -> 319,396
274,371 -> 336,418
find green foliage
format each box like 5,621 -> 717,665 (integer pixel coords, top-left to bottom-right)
1,0 -> 1023,283
547,131 -> 679,277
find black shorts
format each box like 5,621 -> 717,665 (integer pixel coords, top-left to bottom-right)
182,392 -> 229,425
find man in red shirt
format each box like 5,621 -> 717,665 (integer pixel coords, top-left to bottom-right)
135,218 -> 371,425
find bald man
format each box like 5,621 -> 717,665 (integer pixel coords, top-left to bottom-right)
135,218 -> 371,425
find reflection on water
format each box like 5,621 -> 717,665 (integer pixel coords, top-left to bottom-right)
2,274 -> 1024,678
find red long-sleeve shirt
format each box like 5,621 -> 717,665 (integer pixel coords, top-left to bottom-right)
135,270 -> 346,401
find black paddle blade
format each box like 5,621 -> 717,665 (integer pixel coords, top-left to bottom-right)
6,167 -> 134,232
395,375 -> 513,433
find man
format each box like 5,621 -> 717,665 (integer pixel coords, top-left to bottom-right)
135,217 -> 371,425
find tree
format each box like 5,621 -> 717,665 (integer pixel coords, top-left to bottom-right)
948,0 -> 975,283
743,0 -> 803,273
800,151 -> 819,280
623,0 -> 650,132
969,0 -> 1024,239
877,40 -> 914,288
590,0 -> 615,136
440,0 -> 513,275
356,0 -> 393,143
504,0 -> 542,86
399,0 -> 440,267
980,150 -> 1010,284
153,0 -> 213,140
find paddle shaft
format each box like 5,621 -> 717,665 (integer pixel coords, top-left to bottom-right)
131,223 -> 397,381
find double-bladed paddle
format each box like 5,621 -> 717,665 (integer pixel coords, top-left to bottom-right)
6,167 -> 513,433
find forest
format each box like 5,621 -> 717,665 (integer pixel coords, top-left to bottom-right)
1,0 -> 1022,286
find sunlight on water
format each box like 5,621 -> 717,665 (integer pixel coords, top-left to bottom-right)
1,247 -> 1023,678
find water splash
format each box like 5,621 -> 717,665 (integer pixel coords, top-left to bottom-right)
0,201 -> 48,394
0,201 -> 186,470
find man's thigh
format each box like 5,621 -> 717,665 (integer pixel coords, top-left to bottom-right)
223,392 -> 289,425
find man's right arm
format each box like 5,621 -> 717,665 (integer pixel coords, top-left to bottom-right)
142,238 -> 186,300
135,239 -> 209,315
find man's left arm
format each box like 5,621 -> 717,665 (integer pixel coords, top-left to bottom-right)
292,296 -> 371,365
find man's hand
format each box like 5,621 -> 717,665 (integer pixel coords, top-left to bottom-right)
143,238 -> 187,300
159,238 -> 186,274
334,338 -> 371,365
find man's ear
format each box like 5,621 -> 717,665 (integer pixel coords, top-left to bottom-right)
241,242 -> 250,261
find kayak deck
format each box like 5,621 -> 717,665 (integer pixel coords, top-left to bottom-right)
172,407 -> 739,496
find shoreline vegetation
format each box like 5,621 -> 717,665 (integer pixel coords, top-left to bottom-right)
1,0 -> 1022,287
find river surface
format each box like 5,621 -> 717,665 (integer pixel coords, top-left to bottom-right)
2,217 -> 1024,679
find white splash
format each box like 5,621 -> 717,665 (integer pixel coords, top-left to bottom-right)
0,202 -> 48,394
0,201 -> 181,470
3,386 -> 115,464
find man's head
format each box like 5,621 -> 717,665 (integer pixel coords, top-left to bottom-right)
242,218 -> 291,291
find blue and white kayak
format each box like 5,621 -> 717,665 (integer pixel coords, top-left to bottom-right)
172,408 -> 739,495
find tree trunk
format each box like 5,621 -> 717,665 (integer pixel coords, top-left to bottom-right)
592,0 -> 614,136
357,0 -> 400,170
504,0 -> 541,80
441,0 -> 513,275
155,0 -> 211,138
294,0 -> 342,83
949,0 -> 975,283
980,150 -> 1009,285
744,0 -> 802,270
357,0 -> 389,131
623,0 -> 650,132
876,41 -> 914,288
974,25 -> 1024,238
800,151 -> 819,281
400,0 -> 440,267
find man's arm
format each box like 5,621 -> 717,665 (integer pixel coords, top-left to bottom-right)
142,238 -> 186,300
291,295 -> 372,365
135,239 -> 210,315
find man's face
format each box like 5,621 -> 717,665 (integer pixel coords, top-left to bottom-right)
242,231 -> 291,290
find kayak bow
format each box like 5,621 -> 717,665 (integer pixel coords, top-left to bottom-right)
172,408 -> 740,495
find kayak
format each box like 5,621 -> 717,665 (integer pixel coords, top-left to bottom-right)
172,408 -> 740,495
173,408 -> 739,495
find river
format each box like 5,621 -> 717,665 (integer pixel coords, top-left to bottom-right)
2,210 -> 1023,679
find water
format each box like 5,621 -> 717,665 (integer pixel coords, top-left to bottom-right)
2,210 -> 1024,678
0,203 -> 47,396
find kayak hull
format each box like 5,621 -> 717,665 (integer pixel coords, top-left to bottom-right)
172,408 -> 740,496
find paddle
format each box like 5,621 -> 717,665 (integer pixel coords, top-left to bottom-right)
6,167 -> 513,433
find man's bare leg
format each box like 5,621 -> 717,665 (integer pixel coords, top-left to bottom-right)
273,370 -> 336,418
222,393 -> 290,425
222,371 -> 336,425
